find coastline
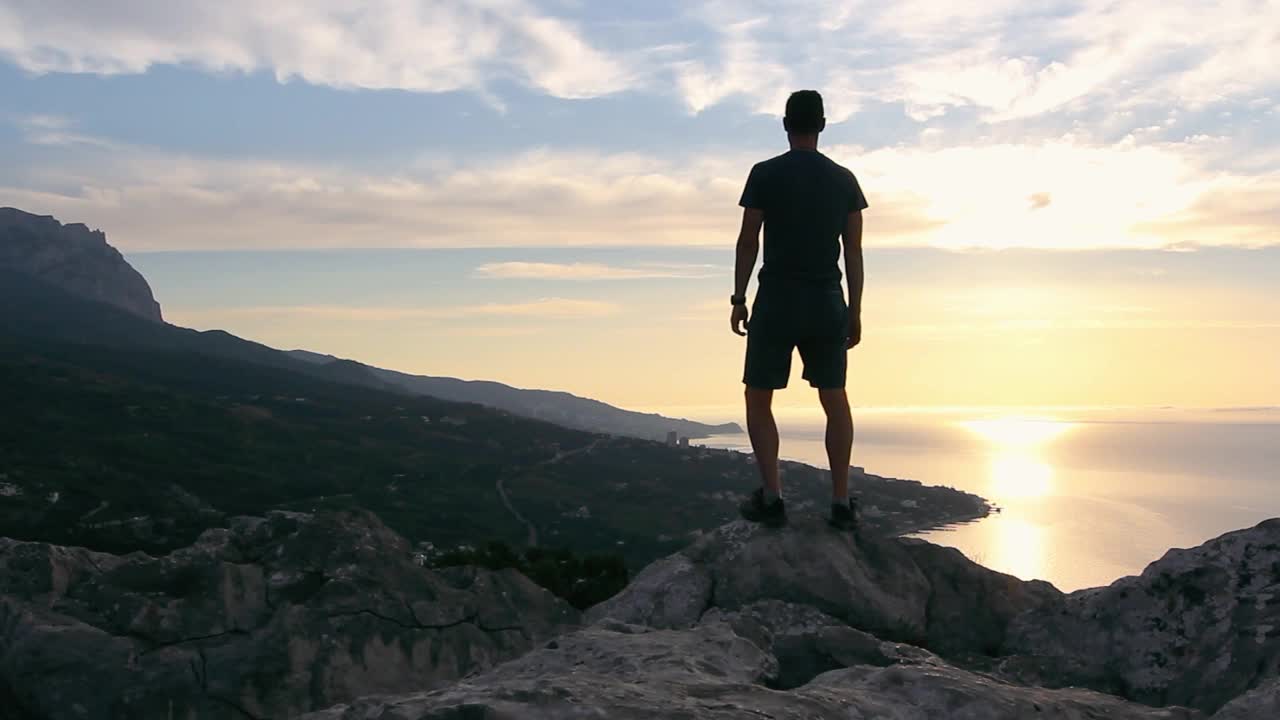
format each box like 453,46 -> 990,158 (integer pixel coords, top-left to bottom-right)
770,455 -> 995,538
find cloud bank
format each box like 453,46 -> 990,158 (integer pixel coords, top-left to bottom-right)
3,1 -> 1277,124
0,0 -> 627,98
6,124 -> 1276,251
2,2 -> 1277,252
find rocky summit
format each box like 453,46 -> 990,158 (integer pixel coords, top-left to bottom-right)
0,207 -> 163,322
0,510 -> 577,719
2,512 -> 1278,719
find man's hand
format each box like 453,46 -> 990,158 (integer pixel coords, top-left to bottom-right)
846,313 -> 862,349
731,304 -> 749,336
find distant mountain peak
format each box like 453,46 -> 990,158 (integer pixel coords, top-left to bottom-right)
0,207 -> 163,322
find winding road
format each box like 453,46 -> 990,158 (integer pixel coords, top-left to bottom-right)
496,438 -> 605,547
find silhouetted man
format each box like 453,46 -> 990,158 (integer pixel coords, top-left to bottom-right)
730,89 -> 867,530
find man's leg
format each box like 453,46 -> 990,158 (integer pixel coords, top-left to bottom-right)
819,388 -> 853,501
745,387 -> 781,496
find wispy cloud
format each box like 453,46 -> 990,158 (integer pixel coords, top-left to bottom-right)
466,298 -> 618,317
473,261 -> 719,280
0,0 -> 629,99
4,1 -> 1275,129
171,298 -> 618,323
670,1 -> 1280,125
11,114 -> 115,148
5,115 -> 1277,252
15,114 -> 69,130
9,133 -> 1279,252
0,138 -> 748,250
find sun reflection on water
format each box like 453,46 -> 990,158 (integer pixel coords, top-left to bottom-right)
990,516 -> 1048,582
960,416 -> 1075,502
952,416 -> 1076,582
989,454 -> 1053,499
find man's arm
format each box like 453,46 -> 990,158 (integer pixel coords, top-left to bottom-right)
735,208 -> 764,298
731,208 -> 764,336
843,210 -> 864,348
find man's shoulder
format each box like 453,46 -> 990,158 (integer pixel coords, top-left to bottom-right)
751,153 -> 790,172
819,152 -> 855,176
823,157 -> 863,193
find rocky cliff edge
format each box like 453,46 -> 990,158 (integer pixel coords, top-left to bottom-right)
2,511 -> 1278,719
0,207 -> 163,322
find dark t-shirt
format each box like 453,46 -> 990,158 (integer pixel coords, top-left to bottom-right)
739,150 -> 868,284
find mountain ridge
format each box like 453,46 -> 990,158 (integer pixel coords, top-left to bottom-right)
1,206 -> 738,441
288,349 -> 742,440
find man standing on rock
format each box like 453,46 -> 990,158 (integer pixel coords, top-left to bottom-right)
730,89 -> 867,531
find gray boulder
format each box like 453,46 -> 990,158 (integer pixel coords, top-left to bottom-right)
0,536 -> 124,604
303,619 -> 1201,720
591,516 -> 1061,656
583,552 -> 711,629
902,538 -> 1061,657
1005,518 -> 1280,713
1211,678 -> 1280,719
0,510 -> 578,719
693,518 -> 935,639
701,600 -> 900,688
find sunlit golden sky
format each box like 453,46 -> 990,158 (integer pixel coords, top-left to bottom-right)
4,1 -> 1278,414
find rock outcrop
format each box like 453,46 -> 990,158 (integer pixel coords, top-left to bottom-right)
0,207 -> 162,322
590,516 -> 1062,658
4,510 -> 1279,719
1004,518 -> 1280,713
319,516 -> 1279,720
304,620 -> 1200,720
1211,678 -> 1280,719
0,510 -> 578,719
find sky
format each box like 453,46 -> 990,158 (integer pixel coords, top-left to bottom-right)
2,1 -> 1278,416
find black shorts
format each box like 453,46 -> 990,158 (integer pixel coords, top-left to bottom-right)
743,281 -> 849,390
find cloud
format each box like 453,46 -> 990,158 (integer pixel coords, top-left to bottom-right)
6,121 -> 1278,252
11,114 -> 116,148
172,298 -> 618,323
842,138 -> 1280,249
14,114 -> 70,130
671,0 -> 1280,125
1,137 -> 749,250
2,1 -> 1276,129
671,17 -> 796,118
473,261 -> 719,280
466,298 -> 617,317
0,0 -> 629,99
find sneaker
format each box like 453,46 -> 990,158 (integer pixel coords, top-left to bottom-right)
828,498 -> 859,532
739,487 -> 787,527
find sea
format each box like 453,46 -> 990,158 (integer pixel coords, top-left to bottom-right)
682,406 -> 1279,592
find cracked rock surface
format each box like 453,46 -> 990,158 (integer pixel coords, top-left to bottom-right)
589,516 -> 1062,658
5,511 -> 1279,719
303,620 -> 1201,720
419,516 -> 1270,720
1003,518 -> 1280,713
0,510 -> 578,719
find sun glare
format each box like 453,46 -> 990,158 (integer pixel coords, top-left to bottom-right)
961,417 -> 1074,448
989,453 -> 1054,499
990,516 -> 1048,582
960,416 -> 1075,502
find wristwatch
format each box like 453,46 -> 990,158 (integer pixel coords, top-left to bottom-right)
730,294 -> 747,306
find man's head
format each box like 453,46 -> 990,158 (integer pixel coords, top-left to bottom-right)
783,90 -> 825,136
